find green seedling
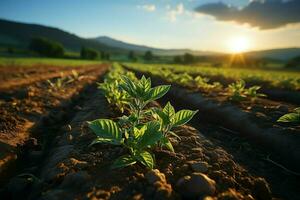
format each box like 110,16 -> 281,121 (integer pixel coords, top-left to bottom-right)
89,69 -> 198,169
277,107 -> 300,123
227,80 -> 266,102
153,102 -> 198,151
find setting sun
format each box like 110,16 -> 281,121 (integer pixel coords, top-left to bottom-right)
228,36 -> 250,53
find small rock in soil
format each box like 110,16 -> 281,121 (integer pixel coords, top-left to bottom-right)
69,157 -> 88,169
145,169 -> 167,184
189,161 -> 209,173
176,173 -> 216,199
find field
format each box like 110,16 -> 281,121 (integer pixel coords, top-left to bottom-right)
0,59 -> 299,200
0,57 -> 103,67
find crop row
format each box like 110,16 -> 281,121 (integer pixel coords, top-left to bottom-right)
125,63 -> 300,124
127,63 -> 300,91
87,63 -> 198,169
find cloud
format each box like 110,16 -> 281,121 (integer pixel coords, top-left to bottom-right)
166,3 -> 184,22
137,4 -> 156,12
195,0 -> 300,29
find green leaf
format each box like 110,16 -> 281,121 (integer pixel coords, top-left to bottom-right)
163,102 -> 175,118
88,119 -> 122,144
139,76 -> 151,91
172,110 -> 198,127
111,155 -> 137,169
137,121 -> 163,149
136,151 -> 154,169
89,137 -> 123,146
153,108 -> 170,126
148,85 -> 171,101
120,76 -> 137,97
161,137 -> 174,152
277,113 -> 300,123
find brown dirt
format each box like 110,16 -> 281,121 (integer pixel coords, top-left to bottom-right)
1,85 -> 277,200
0,66 -> 299,200
0,63 -> 108,177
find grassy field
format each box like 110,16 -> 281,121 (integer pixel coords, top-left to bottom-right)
126,63 -> 300,90
0,57 -> 103,67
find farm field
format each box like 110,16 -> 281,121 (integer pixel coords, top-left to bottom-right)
1,1 -> 300,199
0,60 -> 299,200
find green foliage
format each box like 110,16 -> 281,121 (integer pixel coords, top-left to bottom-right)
128,51 -> 137,61
80,47 -> 99,60
277,108 -> 300,123
29,37 -> 64,57
144,51 -> 154,61
153,102 -> 198,150
89,65 -> 198,169
227,80 -> 266,102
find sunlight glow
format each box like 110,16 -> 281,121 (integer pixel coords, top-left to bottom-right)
228,36 -> 250,53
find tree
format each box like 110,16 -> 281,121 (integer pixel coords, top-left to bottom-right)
101,51 -> 110,60
29,37 -> 64,57
128,51 -> 137,61
80,47 -> 99,60
144,51 -> 153,61
183,53 -> 195,64
173,55 -> 182,63
285,55 -> 300,68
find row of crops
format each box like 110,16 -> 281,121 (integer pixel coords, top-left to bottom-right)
127,63 -> 300,91
125,63 -> 300,124
88,64 -> 198,169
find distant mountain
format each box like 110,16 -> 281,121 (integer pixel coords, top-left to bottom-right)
0,19 -> 123,53
92,36 -> 219,56
0,18 -> 299,60
245,48 -> 300,61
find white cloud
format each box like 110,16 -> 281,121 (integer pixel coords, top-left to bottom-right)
166,3 -> 184,22
137,4 -> 156,12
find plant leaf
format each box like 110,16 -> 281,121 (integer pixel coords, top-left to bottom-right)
148,85 -> 171,101
136,151 -> 154,169
153,108 -> 170,126
137,121 -> 163,149
88,119 -> 122,144
172,110 -> 198,127
163,102 -> 175,118
111,155 -> 137,169
89,137 -> 123,146
277,113 -> 300,123
161,137 -> 174,152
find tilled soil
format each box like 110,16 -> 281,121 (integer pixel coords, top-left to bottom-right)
0,65 -> 299,200
1,83 -> 275,200
0,63 -> 108,184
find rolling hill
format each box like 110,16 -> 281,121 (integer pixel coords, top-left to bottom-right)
92,36 -> 219,56
0,18 -> 300,60
0,19 -> 123,53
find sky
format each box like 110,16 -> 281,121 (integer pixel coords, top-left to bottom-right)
0,0 -> 300,52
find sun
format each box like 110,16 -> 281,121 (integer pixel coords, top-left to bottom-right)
228,36 -> 250,53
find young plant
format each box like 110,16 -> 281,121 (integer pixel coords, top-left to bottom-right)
277,107 -> 300,123
227,80 -> 247,102
89,72 -> 198,169
245,85 -> 266,100
119,75 -> 170,124
153,102 -> 198,151
227,80 -> 266,102
88,119 -> 162,169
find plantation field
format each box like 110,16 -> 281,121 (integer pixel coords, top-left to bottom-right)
0,62 -> 299,200
0,57 -> 102,67
127,63 -> 300,91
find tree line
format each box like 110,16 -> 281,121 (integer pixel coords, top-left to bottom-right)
28,37 -> 110,60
